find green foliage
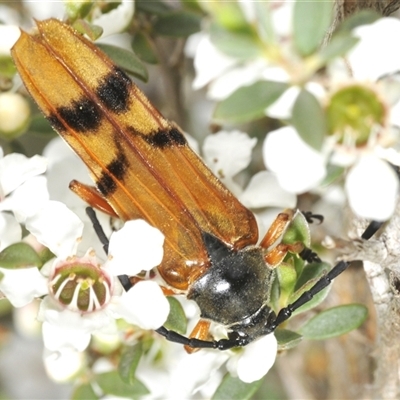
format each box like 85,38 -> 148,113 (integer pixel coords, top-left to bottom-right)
209,22 -> 262,60
0,243 -> 42,269
275,328 -> 303,350
293,0 -> 333,56
131,33 -> 158,64
96,44 -> 148,82
153,11 -> 202,37
136,0 -> 172,15
0,56 -> 17,79
164,296 -> 187,334
299,304 -> 368,339
119,343 -> 144,385
95,371 -> 149,399
71,383 -> 98,400
212,373 -> 263,400
214,81 -> 288,123
73,19 -> 103,40
283,211 -> 311,247
292,89 -> 326,151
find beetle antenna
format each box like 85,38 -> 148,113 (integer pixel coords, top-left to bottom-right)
86,207 -> 109,254
271,218 -> 383,330
86,207 -> 133,291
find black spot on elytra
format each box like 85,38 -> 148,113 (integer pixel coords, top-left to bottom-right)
96,67 -> 132,113
107,151 -> 128,181
97,173 -> 116,196
145,128 -> 187,148
47,114 -> 66,133
56,97 -> 101,132
96,151 -> 129,196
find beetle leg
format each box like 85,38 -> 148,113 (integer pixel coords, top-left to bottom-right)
184,320 -> 211,353
259,209 -> 294,249
264,242 -> 304,267
71,180 -> 119,217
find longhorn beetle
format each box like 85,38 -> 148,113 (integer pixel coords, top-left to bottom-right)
11,19 -> 383,351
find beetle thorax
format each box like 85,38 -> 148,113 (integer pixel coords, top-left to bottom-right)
187,232 -> 276,340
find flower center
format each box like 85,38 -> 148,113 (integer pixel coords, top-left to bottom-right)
326,85 -> 386,146
50,262 -> 111,312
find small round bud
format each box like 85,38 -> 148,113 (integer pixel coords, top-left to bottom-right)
0,92 -> 30,139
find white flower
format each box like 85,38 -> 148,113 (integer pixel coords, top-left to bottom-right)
345,154 -> 399,221
26,201 -> 168,352
263,126 -> 326,194
92,0 -> 135,37
202,129 -> 295,209
0,25 -> 20,55
0,266 -> 48,308
0,151 -> 48,220
106,219 -> 164,276
228,333 -> 278,383
348,18 -> 400,81
43,348 -> 85,382
0,150 -> 49,307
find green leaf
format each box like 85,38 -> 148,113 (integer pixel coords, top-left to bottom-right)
214,81 -> 288,123
289,262 -> 332,315
212,373 -> 263,400
0,55 -> 17,79
317,33 -> 359,65
118,343 -> 143,385
321,163 -> 345,186
73,19 -> 103,41
164,296 -> 187,335
136,0 -> 172,15
65,1 -> 94,21
209,23 -> 262,60
292,89 -> 326,151
293,0 -> 333,56
254,2 -> 275,46
275,328 -> 303,350
283,211 -> 310,247
96,44 -> 148,82
131,33 -> 158,64
336,9 -> 380,33
71,383 -> 99,400
95,371 -> 149,399
181,0 -> 202,13
276,262 -> 297,301
299,304 -> 368,340
201,2 -> 248,31
153,11 -> 202,37
0,243 -> 42,269
28,114 -> 56,136
294,262 -> 330,291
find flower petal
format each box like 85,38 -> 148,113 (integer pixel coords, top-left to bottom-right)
235,333 -> 278,383
0,266 -> 48,307
240,171 -> 297,209
0,153 -> 47,196
111,280 -> 169,330
0,212 -> 22,251
345,155 -> 398,221
203,130 -> 257,179
25,201 -> 84,258
0,175 -> 49,222
263,127 -> 326,193
107,219 -> 164,276
192,34 -> 237,90
43,349 -> 85,382
349,18 -> 400,81
39,296 -> 115,352
92,0 -> 135,37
